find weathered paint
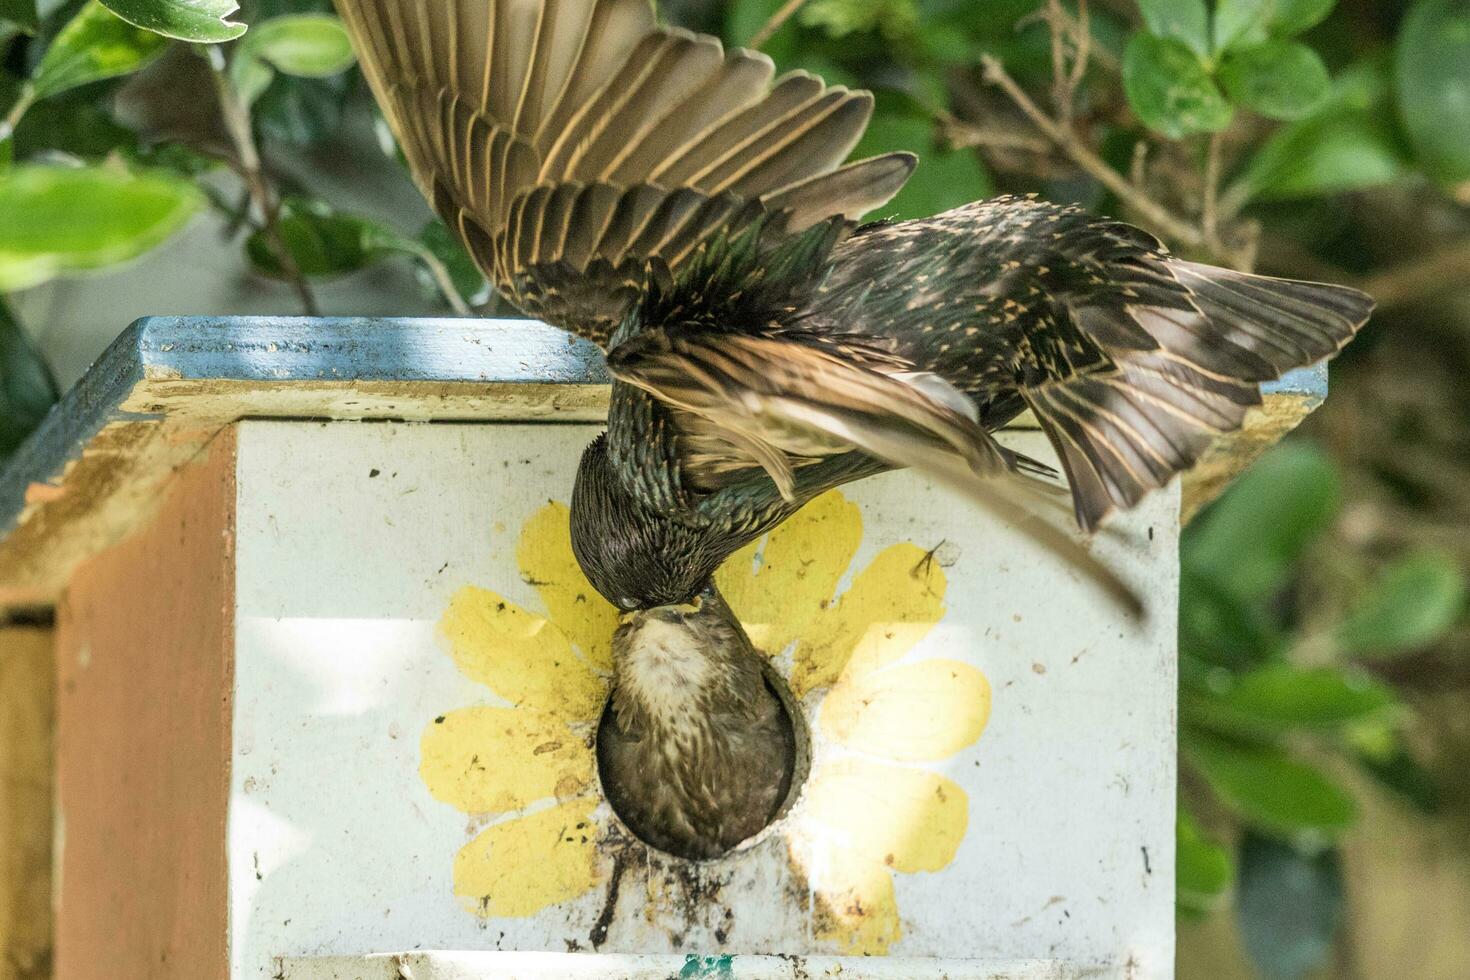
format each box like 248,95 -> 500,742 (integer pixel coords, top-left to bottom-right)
415,495 -> 989,954
1180,364 -> 1326,520
54,429 -> 236,980
282,951 -> 1108,978
0,317 -> 607,607
0,626 -> 53,980
232,420 -> 1177,977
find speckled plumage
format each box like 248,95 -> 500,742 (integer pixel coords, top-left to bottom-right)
339,0 -> 1374,858
598,591 -> 794,860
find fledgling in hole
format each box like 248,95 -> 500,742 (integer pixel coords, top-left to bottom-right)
597,588 -> 797,861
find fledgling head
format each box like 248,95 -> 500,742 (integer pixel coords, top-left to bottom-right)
598,586 -> 797,860
607,589 -> 765,729
570,434 -> 727,611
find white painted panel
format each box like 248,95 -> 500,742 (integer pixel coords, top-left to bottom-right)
233,420 -> 1177,979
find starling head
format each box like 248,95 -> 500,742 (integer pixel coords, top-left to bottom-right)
570,434 -> 727,611
598,587 -> 797,860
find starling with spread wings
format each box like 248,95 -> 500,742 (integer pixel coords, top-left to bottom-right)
336,0 -> 1373,859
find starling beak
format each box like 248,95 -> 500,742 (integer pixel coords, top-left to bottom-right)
598,588 -> 795,860
338,0 -> 1374,854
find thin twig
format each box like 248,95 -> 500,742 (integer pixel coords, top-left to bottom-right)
980,55 -> 1206,250
1201,132 -> 1224,250
1068,0 -> 1093,94
0,86 -> 35,142
1129,140 -> 1149,188
406,242 -> 473,316
1360,242 -> 1470,309
941,117 -> 1053,154
1045,0 -> 1069,121
748,0 -> 808,50
1040,0 -> 1093,127
206,47 -> 321,316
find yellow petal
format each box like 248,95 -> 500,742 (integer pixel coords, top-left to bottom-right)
452,798 -> 600,917
792,542 -> 947,696
802,758 -> 968,873
516,502 -> 619,672
810,859 -> 902,955
420,706 -> 594,814
821,659 -> 991,762
440,585 -> 606,720
715,491 -> 863,656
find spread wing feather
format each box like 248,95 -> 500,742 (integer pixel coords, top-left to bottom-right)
334,0 -> 914,345
607,328 -> 1142,614
807,197 -> 1375,532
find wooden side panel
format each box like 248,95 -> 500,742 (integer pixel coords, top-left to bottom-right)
0,627 -> 53,980
54,429 -> 236,980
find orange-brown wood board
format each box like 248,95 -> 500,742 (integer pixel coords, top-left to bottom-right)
0,626 -> 53,980
54,428 -> 236,980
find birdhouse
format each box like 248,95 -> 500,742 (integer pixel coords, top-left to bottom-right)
0,317 -> 1327,980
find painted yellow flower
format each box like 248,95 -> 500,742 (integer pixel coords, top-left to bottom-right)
420,492 -> 991,952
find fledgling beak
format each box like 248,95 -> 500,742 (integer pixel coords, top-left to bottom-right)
618,591 -> 707,627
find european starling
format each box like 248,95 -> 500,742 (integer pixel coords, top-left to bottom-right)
337,0 -> 1374,859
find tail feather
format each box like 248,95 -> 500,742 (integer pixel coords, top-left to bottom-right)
1029,263 -> 1373,531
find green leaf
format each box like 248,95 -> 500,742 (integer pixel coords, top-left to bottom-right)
417,219 -> 490,308
1272,0 -> 1337,35
851,95 -> 991,221
0,298 -> 59,463
247,198 -> 398,279
1213,0 -> 1272,53
1184,443 -> 1340,603
1218,40 -> 1331,120
1185,733 -> 1358,836
1136,0 -> 1210,57
253,71 -> 352,145
1235,833 -> 1343,980
1123,33 -> 1234,138
800,0 -> 918,41
0,0 -> 38,34
1234,104 -> 1403,199
1179,569 -> 1285,668
31,1 -> 168,100
0,164 -> 202,292
98,0 -> 244,42
12,91 -> 139,160
1335,550 -> 1467,658
1396,0 -> 1470,183
1185,664 -> 1397,738
1177,809 -> 1233,917
1352,738 -> 1439,814
241,13 -> 354,78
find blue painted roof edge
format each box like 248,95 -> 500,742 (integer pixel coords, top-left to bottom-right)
0,316 -> 609,544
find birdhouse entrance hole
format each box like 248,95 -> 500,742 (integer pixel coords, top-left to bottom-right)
595,657 -> 812,861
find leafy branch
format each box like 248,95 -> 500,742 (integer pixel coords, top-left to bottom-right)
206,44 -> 320,316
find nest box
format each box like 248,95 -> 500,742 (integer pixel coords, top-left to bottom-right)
0,317 -> 1328,980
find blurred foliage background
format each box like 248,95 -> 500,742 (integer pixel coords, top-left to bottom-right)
3,0 -> 1470,977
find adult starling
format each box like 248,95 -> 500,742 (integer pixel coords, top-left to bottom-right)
337,0 -> 1374,859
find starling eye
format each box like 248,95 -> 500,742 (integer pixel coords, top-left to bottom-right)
617,597 -> 636,611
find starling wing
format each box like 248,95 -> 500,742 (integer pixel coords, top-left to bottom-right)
810,199 -> 1374,531
333,0 -> 914,345
605,198 -> 1372,539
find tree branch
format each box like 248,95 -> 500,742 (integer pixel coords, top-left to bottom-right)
1360,243 -> 1470,309
405,242 -> 473,316
748,0 -> 808,50
206,48 -> 321,317
981,57 -> 1200,244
